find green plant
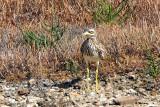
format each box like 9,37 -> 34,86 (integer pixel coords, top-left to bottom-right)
87,0 -> 136,24
20,28 -> 48,48
145,49 -> 160,78
20,9 -> 65,49
41,9 -> 65,47
66,58 -> 80,74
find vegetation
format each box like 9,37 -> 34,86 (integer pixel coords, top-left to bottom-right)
66,58 -> 80,75
20,9 -> 65,49
0,0 -> 159,81
87,0 -> 136,24
145,49 -> 160,78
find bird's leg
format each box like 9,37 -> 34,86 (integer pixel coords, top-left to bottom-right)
86,64 -> 90,91
95,65 -> 98,91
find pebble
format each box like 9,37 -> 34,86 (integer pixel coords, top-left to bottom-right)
3,86 -> 11,91
89,92 -> 95,96
7,98 -> 16,103
29,79 -> 36,86
0,95 -> 5,100
18,88 -> 30,95
113,96 -> 137,105
0,87 -> 3,92
128,74 -> 136,80
0,105 -> 10,107
0,73 -> 159,106
151,91 -> 157,96
99,97 -> 107,102
27,102 -> 38,107
27,96 -> 43,103
127,89 -> 137,94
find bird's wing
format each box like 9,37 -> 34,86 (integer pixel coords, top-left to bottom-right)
80,39 -> 94,56
97,43 -> 105,60
91,37 -> 105,60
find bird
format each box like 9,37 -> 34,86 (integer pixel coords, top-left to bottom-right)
80,29 -> 105,91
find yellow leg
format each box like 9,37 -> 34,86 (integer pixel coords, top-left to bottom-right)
86,65 -> 90,91
95,65 -> 98,91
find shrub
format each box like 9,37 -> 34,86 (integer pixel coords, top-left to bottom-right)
66,58 -> 80,75
145,49 -> 160,78
87,0 -> 136,24
20,9 -> 65,49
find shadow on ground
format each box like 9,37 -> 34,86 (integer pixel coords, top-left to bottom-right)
54,77 -> 82,89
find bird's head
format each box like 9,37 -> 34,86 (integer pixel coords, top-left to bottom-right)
81,29 -> 96,39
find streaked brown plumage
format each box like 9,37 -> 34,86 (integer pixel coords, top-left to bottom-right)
81,37 -> 105,61
80,29 -> 105,91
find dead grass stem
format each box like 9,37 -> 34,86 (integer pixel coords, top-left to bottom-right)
0,0 -> 160,81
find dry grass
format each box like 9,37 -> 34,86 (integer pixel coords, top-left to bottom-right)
0,0 -> 160,81
0,0 -> 160,27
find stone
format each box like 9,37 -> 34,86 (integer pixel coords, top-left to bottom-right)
113,96 -> 137,105
72,100 -> 82,106
0,87 -> 3,92
3,86 -> 11,91
108,97 -> 115,105
151,91 -> 157,96
50,87 -> 60,92
0,72 -> 159,107
18,88 -> 30,95
27,96 -> 43,103
82,103 -> 93,107
69,92 -> 83,100
127,89 -> 137,94
114,94 -> 121,98
0,80 -> 6,83
89,92 -> 95,96
136,88 -> 147,96
138,88 -> 145,92
22,81 -> 30,88
156,95 -> 160,101
0,105 -> 10,107
118,86 -> 123,90
148,104 -> 158,107
44,97 -> 51,101
99,97 -> 107,102
19,98 -> 27,104
28,79 -> 36,86
0,95 -> 5,100
128,74 -> 136,80
15,96 -> 22,101
7,98 -> 16,103
27,102 -> 38,107
138,99 -> 148,104
0,100 -> 6,104
42,79 -> 54,87
106,93 -> 113,99
133,84 -> 141,89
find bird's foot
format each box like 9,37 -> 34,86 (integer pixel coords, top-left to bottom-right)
94,88 -> 98,92
86,87 -> 90,91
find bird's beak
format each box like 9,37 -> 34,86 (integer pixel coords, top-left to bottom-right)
80,34 -> 84,37
80,32 -> 88,37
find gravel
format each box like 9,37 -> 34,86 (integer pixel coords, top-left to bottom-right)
0,71 -> 159,107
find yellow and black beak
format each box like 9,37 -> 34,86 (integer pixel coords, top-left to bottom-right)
80,32 -> 89,37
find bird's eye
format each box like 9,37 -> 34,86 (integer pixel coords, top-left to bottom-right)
89,31 -> 94,34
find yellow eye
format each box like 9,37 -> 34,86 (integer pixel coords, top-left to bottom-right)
89,31 -> 94,34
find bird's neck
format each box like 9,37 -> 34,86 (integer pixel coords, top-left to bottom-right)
87,36 -> 94,38
87,36 -> 96,40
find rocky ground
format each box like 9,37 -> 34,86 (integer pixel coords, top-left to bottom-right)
0,70 -> 160,107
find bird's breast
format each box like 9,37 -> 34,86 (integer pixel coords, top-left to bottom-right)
81,37 -> 105,62
83,55 -> 101,62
